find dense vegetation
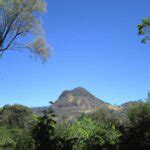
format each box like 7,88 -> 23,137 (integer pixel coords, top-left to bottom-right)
0,102 -> 150,150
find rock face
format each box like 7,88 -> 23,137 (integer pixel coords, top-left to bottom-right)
53,87 -> 106,108
52,87 -> 110,121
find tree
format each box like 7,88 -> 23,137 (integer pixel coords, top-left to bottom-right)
1,104 -> 33,128
55,117 -> 121,150
120,103 -> 150,150
138,18 -> 150,43
32,109 -> 56,150
0,0 -> 50,60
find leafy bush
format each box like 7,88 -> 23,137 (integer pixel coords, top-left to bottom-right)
55,117 -> 121,150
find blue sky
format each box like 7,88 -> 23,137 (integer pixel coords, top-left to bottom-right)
0,0 -> 150,107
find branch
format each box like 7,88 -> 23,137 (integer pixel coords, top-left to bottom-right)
0,33 -> 20,51
2,9 -> 7,34
0,30 -> 29,52
2,13 -> 19,43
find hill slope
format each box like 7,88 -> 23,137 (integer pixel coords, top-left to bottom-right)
53,87 -> 107,108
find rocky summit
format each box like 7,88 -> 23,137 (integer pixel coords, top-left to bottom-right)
53,87 -> 108,109
52,87 -> 111,121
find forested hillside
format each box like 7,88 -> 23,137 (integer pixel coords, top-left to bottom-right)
0,99 -> 150,149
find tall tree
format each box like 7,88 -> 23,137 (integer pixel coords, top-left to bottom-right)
32,109 -> 56,150
120,103 -> 150,150
0,0 -> 50,60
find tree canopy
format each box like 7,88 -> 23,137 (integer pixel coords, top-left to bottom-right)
0,102 -> 150,149
0,104 -> 33,128
0,0 -> 50,60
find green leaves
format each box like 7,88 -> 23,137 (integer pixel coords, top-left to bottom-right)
138,24 -> 144,35
121,103 -> 150,149
1,104 -> 33,129
55,117 -> 121,150
128,103 -> 150,125
138,18 -> 150,44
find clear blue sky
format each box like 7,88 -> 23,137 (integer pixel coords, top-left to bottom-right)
0,0 -> 150,107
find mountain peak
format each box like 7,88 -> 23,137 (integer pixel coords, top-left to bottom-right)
58,87 -> 95,99
72,87 -> 88,91
53,87 -> 105,109
52,87 -> 111,121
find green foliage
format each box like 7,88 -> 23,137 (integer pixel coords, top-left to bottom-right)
0,127 -> 34,149
55,103 -> 150,149
119,103 -> 150,150
138,18 -> 150,43
128,102 -> 150,124
55,117 -> 121,150
86,124 -> 121,150
15,132 -> 35,150
32,110 -> 56,150
0,0 -> 50,60
1,104 -> 33,129
0,127 -> 16,148
1,137 -> 16,148
0,105 -> 37,149
0,102 -> 150,150
87,107 -> 127,126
